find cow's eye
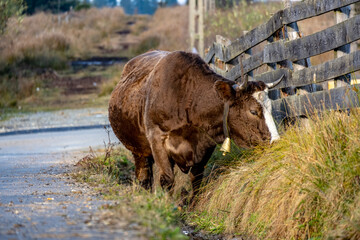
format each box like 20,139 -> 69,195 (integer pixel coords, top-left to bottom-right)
250,110 -> 258,116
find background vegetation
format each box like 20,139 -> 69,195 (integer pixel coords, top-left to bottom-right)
0,4 -> 188,110
204,1 -> 282,47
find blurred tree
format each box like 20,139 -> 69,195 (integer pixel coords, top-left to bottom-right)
0,0 -> 26,33
121,0 -> 134,14
159,0 -> 177,7
134,0 -> 157,14
166,0 -> 177,6
93,0 -> 106,7
25,0 -> 79,14
107,0 -> 116,7
94,0 -> 117,8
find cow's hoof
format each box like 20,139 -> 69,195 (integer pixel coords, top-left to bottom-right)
139,179 -> 152,190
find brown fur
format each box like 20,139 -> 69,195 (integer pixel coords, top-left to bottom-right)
109,50 -> 271,194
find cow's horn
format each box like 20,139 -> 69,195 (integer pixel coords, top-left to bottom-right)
232,74 -> 248,91
266,74 -> 284,89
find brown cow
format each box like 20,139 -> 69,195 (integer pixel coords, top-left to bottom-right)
109,50 -> 282,195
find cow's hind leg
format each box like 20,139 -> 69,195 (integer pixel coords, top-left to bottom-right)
133,153 -> 154,190
147,128 -> 175,191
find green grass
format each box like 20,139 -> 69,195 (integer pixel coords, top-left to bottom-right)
72,147 -> 187,240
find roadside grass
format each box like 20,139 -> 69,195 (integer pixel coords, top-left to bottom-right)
72,106 -> 360,239
72,146 -> 187,240
187,109 -> 360,239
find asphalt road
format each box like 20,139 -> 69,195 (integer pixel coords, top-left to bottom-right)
0,128 -> 145,240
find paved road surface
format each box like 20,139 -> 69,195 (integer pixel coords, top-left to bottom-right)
0,128 -> 145,240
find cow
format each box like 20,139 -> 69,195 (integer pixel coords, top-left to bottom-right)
108,50 -> 282,197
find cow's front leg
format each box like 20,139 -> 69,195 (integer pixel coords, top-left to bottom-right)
147,127 -> 174,191
190,165 -> 205,198
190,146 -> 215,202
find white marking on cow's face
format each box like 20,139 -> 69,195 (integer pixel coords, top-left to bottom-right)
252,89 -> 280,143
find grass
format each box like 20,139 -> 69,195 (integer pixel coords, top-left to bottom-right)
71,102 -> 360,239
187,108 -> 360,239
72,146 -> 187,240
204,1 -> 282,47
137,6 -> 189,52
0,6 -> 189,111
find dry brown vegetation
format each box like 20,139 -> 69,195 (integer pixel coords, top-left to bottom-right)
0,5 -> 189,71
0,6 -> 189,109
0,7 -> 129,70
187,109 -> 360,239
138,6 -> 189,52
204,1 -> 282,47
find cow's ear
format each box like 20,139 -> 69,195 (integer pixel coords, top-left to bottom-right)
214,80 -> 235,102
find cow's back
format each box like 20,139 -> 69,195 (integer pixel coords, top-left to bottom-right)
109,51 -> 168,155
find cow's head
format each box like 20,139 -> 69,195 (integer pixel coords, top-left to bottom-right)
214,75 -> 283,148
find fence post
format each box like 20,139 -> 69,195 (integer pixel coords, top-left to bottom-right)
243,31 -> 254,81
267,35 -> 281,100
189,0 -> 204,57
204,0 -> 215,13
334,5 -> 352,87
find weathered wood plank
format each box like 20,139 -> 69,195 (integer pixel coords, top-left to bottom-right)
224,11 -> 284,62
204,44 -> 215,63
225,51 -> 263,80
267,15 -> 360,62
249,50 -> 360,90
334,6 -> 352,87
216,0 -> 360,62
211,50 -> 360,89
272,84 -> 360,121
223,15 -> 360,80
283,0 -> 358,24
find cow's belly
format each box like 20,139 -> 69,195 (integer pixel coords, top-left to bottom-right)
109,99 -> 151,157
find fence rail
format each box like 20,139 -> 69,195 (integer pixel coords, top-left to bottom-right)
272,84 -> 360,121
205,0 -> 360,63
205,0 -> 360,123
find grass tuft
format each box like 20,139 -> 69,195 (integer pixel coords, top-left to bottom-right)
188,109 -> 360,239
73,146 -> 187,239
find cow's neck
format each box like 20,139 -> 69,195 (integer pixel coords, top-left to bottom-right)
190,78 -> 228,146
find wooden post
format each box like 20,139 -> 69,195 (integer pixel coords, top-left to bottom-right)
267,35 -> 280,100
189,0 -> 204,57
334,5 -> 352,87
243,31 -> 253,81
204,0 -> 215,13
286,19 -> 315,94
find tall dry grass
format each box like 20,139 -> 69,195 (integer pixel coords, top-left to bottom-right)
204,1 -> 282,47
135,5 -> 189,53
188,107 -> 360,239
0,7 -> 127,70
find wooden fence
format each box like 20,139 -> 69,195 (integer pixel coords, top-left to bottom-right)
204,0 -> 360,123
